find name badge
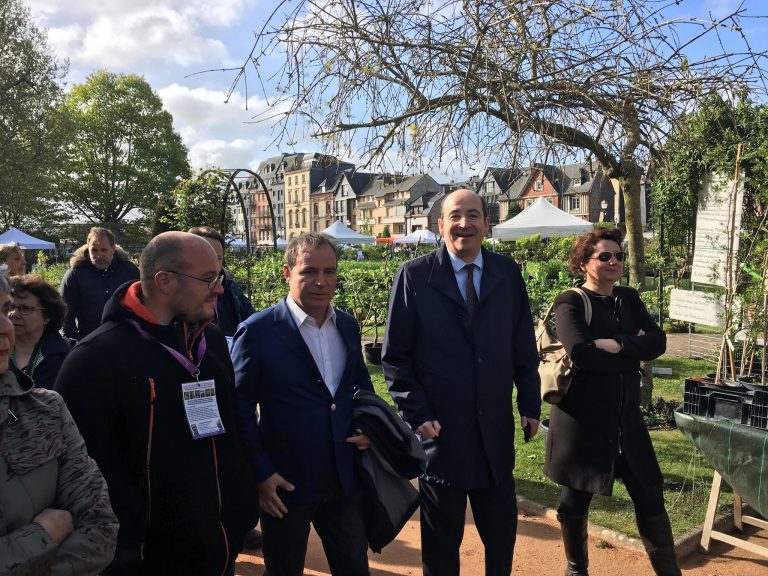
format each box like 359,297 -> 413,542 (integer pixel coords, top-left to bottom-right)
181,379 -> 226,439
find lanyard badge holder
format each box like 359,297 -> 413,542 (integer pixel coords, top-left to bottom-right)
128,320 -> 226,440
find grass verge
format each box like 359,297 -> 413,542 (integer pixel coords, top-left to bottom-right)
367,355 -> 730,538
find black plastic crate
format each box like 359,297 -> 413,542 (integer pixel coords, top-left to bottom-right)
749,390 -> 768,430
706,392 -> 751,425
683,379 -> 707,416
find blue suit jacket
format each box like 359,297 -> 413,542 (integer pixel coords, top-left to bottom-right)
231,298 -> 374,504
382,245 -> 541,489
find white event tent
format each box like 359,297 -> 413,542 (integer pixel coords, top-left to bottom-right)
394,229 -> 439,244
492,197 -> 593,241
0,227 -> 56,249
321,220 -> 375,244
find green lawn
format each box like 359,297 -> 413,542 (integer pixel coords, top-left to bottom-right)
366,355 -> 730,538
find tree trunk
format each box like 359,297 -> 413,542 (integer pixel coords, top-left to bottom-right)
620,165 -> 646,288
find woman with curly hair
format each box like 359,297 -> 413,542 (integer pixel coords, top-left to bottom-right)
545,228 -> 680,576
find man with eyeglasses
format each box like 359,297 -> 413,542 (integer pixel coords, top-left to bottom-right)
55,231 -> 257,576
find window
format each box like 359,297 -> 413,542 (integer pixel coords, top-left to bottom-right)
287,191 -> 291,203
485,182 -> 494,195
302,191 -> 305,202
313,221 -> 318,231
534,180 -> 543,191
302,209 -> 307,227
302,174 -> 306,184
288,210 -> 293,228
326,202 -> 331,214
572,178 -> 582,186
314,204 -> 318,216
569,196 -> 581,212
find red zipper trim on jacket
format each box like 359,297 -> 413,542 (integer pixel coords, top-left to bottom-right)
213,438 -> 230,576
142,377 -> 157,561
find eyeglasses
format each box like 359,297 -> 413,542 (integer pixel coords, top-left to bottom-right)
591,251 -> 626,263
166,270 -> 224,290
9,303 -> 45,316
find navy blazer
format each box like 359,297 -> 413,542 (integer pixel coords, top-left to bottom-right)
382,245 -> 541,489
232,298 -> 374,504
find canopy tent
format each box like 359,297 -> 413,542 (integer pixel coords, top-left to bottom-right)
394,229 -> 439,244
225,234 -> 247,249
492,197 -> 593,241
321,220 -> 375,244
257,238 -> 288,249
0,227 -> 56,250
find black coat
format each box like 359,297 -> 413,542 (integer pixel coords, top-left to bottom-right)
383,246 -> 541,490
20,329 -> 71,390
55,281 -> 257,576
544,286 -> 666,495
60,255 -> 139,340
353,390 -> 426,553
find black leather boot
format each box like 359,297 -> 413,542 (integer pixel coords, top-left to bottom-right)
557,511 -> 589,576
635,513 -> 682,576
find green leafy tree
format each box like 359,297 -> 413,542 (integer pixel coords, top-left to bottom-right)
0,0 -> 69,231
56,70 -> 190,224
653,94 -> 768,377
164,171 -> 231,232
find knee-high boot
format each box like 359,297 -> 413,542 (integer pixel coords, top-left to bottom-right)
557,511 -> 589,576
635,512 -> 682,576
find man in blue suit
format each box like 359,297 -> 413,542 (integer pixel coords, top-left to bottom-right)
383,189 -> 541,576
232,232 -> 373,576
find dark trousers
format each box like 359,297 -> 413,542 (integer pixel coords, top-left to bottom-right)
558,453 -> 666,516
419,474 -> 518,576
260,492 -> 369,576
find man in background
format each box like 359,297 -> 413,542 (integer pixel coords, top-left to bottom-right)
60,227 -> 139,340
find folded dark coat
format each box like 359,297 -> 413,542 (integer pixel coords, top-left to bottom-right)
353,390 -> 426,552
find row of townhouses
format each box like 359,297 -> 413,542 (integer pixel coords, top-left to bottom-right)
230,152 -> 645,244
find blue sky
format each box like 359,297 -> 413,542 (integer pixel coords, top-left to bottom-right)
26,0 -> 768,178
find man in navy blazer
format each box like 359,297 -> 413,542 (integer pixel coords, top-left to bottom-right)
232,232 -> 373,576
383,189 -> 541,576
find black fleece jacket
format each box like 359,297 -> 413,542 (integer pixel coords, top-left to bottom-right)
55,281 -> 257,576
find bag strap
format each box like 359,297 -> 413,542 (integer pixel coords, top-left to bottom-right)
570,287 -> 592,325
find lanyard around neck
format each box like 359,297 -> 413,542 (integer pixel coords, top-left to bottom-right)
127,319 -> 206,378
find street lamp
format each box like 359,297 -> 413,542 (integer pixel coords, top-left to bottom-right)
600,199 -> 608,222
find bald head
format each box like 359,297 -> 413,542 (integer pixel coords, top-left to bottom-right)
438,188 -> 490,262
442,188 -> 487,219
139,232 -> 224,324
140,232 -> 217,292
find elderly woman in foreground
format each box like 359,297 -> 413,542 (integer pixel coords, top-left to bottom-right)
0,267 -> 118,574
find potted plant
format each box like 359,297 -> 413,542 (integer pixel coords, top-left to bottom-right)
340,256 -> 395,365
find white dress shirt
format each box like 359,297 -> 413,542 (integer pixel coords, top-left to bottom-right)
286,295 -> 347,397
446,250 -> 484,303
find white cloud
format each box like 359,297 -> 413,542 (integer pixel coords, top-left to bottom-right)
79,9 -> 228,69
158,84 -> 292,170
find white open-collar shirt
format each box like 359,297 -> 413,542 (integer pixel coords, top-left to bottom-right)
286,295 -> 346,397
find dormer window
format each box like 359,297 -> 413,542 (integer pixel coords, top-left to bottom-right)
573,178 -> 582,186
